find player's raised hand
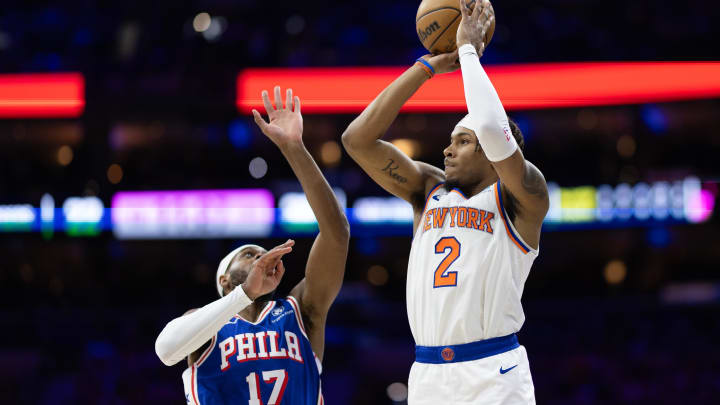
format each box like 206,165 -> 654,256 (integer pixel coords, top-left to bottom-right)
421,49 -> 460,74
457,0 -> 495,57
242,239 -> 295,300
252,86 -> 303,148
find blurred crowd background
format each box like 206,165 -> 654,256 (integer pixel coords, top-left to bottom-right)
1,0 -> 719,404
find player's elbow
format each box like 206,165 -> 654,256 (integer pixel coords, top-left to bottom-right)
155,334 -> 180,366
336,218 -> 350,244
475,119 -> 503,137
325,218 -> 350,247
341,127 -> 358,150
341,122 -> 375,151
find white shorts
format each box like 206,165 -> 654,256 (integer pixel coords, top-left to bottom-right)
408,345 -> 535,405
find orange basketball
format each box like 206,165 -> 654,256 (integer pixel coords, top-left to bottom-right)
416,0 -> 496,55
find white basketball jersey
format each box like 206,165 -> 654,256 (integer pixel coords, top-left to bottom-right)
407,181 -> 538,346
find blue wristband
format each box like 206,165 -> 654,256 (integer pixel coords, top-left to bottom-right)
415,58 -> 435,75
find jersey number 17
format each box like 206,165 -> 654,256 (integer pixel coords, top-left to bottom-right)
246,369 -> 287,405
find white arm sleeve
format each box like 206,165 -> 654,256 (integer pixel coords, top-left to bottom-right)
155,285 -> 253,366
458,44 -> 518,162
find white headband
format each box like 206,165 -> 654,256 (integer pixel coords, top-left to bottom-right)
454,114 -> 478,140
216,244 -> 264,297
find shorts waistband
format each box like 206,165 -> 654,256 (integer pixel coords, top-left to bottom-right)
415,333 -> 519,364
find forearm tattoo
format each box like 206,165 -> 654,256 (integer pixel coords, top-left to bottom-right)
381,159 -> 408,183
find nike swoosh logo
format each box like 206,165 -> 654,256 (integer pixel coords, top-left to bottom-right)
499,365 -> 518,374
432,195 -> 441,201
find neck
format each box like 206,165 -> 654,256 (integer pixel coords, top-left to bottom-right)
237,299 -> 269,322
456,174 -> 499,198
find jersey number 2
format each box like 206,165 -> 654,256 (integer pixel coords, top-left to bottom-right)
434,237 -> 460,288
246,369 -> 288,405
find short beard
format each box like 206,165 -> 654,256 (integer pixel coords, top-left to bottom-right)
443,180 -> 461,191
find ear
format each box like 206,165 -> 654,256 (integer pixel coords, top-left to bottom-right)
218,274 -> 230,294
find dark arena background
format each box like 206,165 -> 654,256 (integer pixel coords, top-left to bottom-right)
1,1 -> 720,404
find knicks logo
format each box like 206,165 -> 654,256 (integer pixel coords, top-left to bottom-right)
441,347 -> 455,362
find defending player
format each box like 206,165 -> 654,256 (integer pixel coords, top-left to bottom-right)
155,86 -> 349,405
341,1 -> 547,403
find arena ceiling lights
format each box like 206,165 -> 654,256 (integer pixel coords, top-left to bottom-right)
0,73 -> 85,118
237,62 -> 720,113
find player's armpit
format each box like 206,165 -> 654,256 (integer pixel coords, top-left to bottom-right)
291,231 -> 348,319
342,134 -> 443,205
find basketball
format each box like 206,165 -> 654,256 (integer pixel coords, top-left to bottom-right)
416,0 -> 496,54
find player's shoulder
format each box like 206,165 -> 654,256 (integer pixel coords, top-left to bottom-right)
416,161 -> 444,183
411,161 -> 445,209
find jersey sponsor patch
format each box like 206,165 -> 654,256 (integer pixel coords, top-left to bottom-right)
270,307 -> 295,324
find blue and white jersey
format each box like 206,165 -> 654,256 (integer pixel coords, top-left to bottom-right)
183,297 -> 323,405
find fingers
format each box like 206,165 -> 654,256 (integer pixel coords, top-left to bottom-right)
264,246 -> 293,262
472,0 -> 488,20
285,88 -> 293,110
482,16 -> 494,38
293,96 -> 301,114
274,86 -> 283,110
460,0 -> 471,18
275,239 -> 295,249
273,259 -> 286,279
257,239 -> 295,263
483,2 -> 493,22
262,90 -> 274,115
252,109 -> 269,132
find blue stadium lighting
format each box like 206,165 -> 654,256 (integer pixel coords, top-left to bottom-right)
0,180 -> 712,238
228,119 -> 252,149
641,104 -> 669,134
647,227 -> 671,248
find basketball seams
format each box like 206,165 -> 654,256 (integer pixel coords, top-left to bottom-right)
427,13 -> 461,51
416,7 -> 460,22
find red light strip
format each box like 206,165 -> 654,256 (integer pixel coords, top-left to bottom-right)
237,62 -> 720,113
0,73 -> 85,118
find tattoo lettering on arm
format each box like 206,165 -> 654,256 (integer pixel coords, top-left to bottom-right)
521,163 -> 547,197
382,159 -> 408,184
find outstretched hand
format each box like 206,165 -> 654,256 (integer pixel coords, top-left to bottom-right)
242,240 -> 295,300
252,86 -> 303,148
457,0 -> 495,57
421,49 -> 460,74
